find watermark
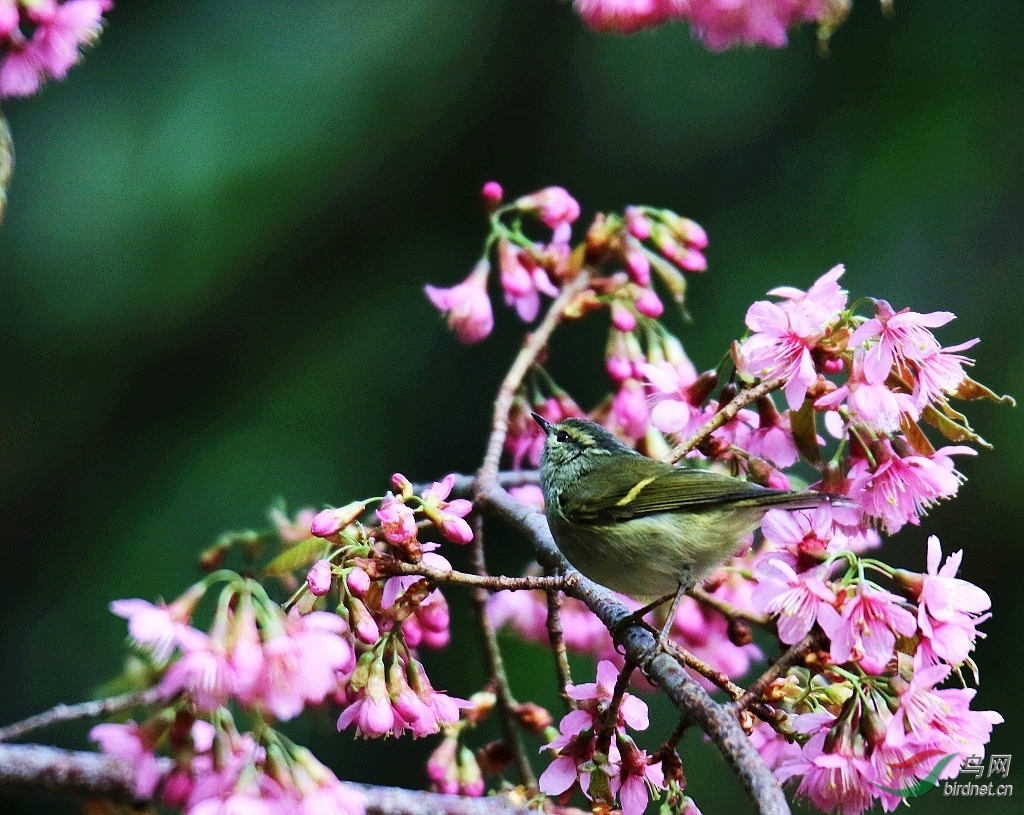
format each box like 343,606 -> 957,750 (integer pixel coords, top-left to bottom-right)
944,753 -> 1012,797
871,751 -> 1012,800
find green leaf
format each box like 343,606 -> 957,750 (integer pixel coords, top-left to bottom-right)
263,536 -> 325,576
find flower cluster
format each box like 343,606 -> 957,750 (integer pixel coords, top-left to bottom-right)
572,0 -> 843,51
91,712 -> 366,815
0,0 -> 110,98
540,661 -> 665,815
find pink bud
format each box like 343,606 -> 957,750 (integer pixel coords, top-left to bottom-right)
624,206 -> 652,240
823,358 -> 845,374
348,598 -> 381,644
307,560 -> 333,596
440,513 -> 474,545
611,301 -> 637,332
391,473 -> 414,498
424,261 -> 494,345
515,186 -> 581,229
481,180 -> 503,209
635,288 -> 664,318
679,248 -> 708,272
606,354 -> 633,383
347,566 -> 371,597
625,245 -> 651,286
311,501 -> 366,538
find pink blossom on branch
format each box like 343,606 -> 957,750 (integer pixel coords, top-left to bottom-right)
424,260 -> 494,344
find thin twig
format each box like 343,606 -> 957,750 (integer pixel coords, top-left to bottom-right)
0,688 -> 163,744
664,377 -> 784,463
689,586 -> 772,629
467,514 -> 536,790
480,273 -> 592,479
663,641 -> 744,701
545,589 -> 576,712
388,562 -> 566,592
730,631 -> 824,715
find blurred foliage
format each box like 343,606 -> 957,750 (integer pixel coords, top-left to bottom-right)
0,1 -> 1021,813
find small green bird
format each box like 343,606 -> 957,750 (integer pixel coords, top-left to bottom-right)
533,414 -> 842,638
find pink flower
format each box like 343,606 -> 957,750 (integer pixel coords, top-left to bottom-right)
375,494 -> 418,544
0,0 -> 111,99
573,0 -> 673,34
420,474 -> 474,544
759,503 -> 846,569
515,186 -> 581,229
738,285 -> 834,410
850,299 -> 954,382
252,611 -> 353,721
159,628 -> 235,712
749,721 -> 802,772
611,378 -> 650,441
685,1 -> 826,51
886,663 -> 1003,767
110,595 -> 194,662
90,721 -> 163,797
742,402 -> 799,468
912,340 -> 978,407
900,536 -> 991,667
752,559 -> 839,644
616,734 -> 666,815
847,441 -> 974,534
498,239 -> 560,323
640,357 -> 700,435
815,353 -> 920,434
424,260 -> 494,344
821,583 -> 916,672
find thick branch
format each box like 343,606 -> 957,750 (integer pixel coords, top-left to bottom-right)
0,744 -> 570,815
476,480 -> 791,815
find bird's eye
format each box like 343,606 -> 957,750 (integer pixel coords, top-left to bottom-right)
555,430 -> 571,444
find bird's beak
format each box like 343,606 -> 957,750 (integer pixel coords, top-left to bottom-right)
531,412 -> 553,434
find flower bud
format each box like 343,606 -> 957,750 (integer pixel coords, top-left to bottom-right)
513,702 -> 553,734
307,559 -> 333,596
481,180 -> 503,210
391,473 -> 414,498
476,740 -> 512,776
727,618 -> 753,647
457,746 -> 484,796
312,502 -> 366,538
347,597 -> 380,644
610,300 -> 637,332
624,207 -> 651,240
634,287 -> 664,318
427,736 -> 459,794
466,691 -> 497,724
346,566 -> 371,597
349,650 -> 377,693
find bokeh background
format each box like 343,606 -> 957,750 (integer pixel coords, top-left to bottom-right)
1,1 -> 1021,813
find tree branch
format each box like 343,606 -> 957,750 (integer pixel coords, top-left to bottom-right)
545,589 -> 576,712
466,514 -> 536,790
475,479 -> 791,815
387,561 -> 566,592
664,377 -> 784,463
0,688 -> 163,744
0,744 -> 574,815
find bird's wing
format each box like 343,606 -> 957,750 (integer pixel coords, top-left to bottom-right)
563,461 -> 781,524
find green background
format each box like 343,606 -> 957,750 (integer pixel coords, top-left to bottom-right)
1,1 -> 1021,812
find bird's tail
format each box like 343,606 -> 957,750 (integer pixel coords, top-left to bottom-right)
737,489 -> 858,512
